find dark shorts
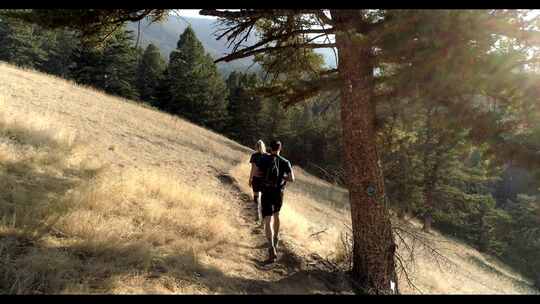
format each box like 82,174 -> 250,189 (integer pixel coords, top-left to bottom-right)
251,176 -> 264,193
261,189 -> 284,217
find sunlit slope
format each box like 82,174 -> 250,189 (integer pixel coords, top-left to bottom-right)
0,62 -> 536,294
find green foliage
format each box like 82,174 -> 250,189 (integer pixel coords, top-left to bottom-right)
135,43 -> 166,104
0,16 -> 48,69
70,28 -> 139,100
379,94 -> 540,281
41,29 -> 79,78
253,26 -> 325,82
503,194 -> 540,281
225,72 -> 264,143
152,67 -> 172,110
100,30 -> 139,99
166,27 -> 228,130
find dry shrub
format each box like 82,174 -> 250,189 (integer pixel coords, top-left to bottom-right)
333,228 -> 354,271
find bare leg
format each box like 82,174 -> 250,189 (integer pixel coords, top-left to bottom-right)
253,191 -> 262,222
273,212 -> 280,249
264,215 -> 276,260
264,215 -> 274,247
256,192 -> 263,223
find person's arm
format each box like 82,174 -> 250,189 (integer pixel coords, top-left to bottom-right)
284,162 -> 295,182
249,163 -> 256,187
248,154 -> 255,187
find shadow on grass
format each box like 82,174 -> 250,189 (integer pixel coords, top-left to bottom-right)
0,124 -> 101,293
0,151 -> 101,238
0,226 -> 354,294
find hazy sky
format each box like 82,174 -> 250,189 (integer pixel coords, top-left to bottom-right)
178,9 -> 215,19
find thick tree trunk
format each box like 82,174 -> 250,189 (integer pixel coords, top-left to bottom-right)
422,183 -> 434,233
422,146 -> 442,233
331,10 -> 398,294
423,212 -> 433,232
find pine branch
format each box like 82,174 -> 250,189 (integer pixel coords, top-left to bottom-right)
254,73 -> 341,107
201,9 -> 336,64
216,43 -> 336,63
315,10 -> 334,26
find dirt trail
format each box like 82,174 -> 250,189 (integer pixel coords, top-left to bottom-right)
210,164 -> 354,294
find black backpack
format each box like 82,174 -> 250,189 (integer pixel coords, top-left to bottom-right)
263,155 -> 281,189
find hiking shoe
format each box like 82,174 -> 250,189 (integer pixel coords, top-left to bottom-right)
268,247 -> 277,262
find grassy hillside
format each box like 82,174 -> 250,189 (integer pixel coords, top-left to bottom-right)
0,62 -> 537,294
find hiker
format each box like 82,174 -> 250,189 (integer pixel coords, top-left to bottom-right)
248,140 -> 267,223
258,140 -> 295,262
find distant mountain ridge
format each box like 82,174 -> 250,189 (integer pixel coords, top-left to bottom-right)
126,16 -> 336,76
127,16 -> 258,76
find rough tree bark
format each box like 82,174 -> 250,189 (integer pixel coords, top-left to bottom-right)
422,182 -> 434,232
422,139 -> 445,233
421,110 -> 438,233
330,9 -> 398,294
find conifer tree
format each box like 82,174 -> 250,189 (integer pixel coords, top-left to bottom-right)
0,16 -> 48,69
41,29 -> 79,78
100,29 -> 139,99
225,72 -> 264,143
135,43 -> 166,104
167,27 -> 228,130
153,66 -> 172,110
70,27 -> 139,99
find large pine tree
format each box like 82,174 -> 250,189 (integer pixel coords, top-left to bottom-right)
167,27 -> 228,130
225,72 -> 264,143
135,43 -> 166,104
100,29 -> 139,99
0,16 -> 48,69
70,27 -> 139,100
41,29 -> 79,78
153,66 -> 172,110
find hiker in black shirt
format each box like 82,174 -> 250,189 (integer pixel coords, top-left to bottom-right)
248,140 -> 268,224
258,140 -> 295,263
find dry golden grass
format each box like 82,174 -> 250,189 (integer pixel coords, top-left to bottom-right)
0,62 -> 250,294
392,218 -> 538,294
0,108 -> 237,294
0,61 -> 537,294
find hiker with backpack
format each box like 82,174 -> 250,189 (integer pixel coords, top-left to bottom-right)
258,140 -> 295,263
248,140 -> 268,223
